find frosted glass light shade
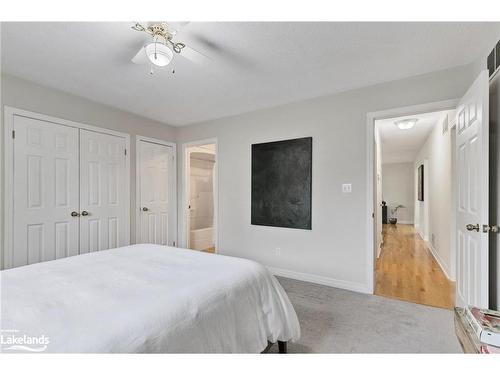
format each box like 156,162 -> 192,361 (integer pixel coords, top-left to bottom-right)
394,118 -> 417,130
145,41 -> 173,67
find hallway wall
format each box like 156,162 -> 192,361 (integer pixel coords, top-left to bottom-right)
382,162 -> 414,224
414,113 -> 455,280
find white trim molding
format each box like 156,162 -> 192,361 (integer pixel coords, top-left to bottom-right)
268,266 -> 371,294
427,241 -> 454,281
3,106 -> 131,269
135,135 -> 177,247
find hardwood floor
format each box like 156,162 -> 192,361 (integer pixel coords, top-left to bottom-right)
375,224 -> 454,310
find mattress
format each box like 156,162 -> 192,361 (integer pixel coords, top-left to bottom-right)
0,244 -> 300,353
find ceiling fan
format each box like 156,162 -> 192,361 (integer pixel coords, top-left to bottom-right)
130,22 -> 211,74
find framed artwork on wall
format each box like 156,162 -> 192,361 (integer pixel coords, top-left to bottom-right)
417,164 -> 424,202
251,137 -> 312,230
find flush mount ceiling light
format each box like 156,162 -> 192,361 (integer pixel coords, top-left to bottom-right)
394,118 -> 418,130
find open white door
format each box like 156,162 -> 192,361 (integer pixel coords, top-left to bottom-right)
456,70 -> 489,308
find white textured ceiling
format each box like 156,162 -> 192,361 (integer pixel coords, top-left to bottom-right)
2,22 -> 500,126
376,110 -> 452,164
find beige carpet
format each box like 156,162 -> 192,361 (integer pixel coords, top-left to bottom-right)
268,277 -> 462,353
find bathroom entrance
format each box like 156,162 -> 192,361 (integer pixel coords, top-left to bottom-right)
183,141 -> 217,253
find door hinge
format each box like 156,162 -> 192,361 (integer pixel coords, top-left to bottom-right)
483,224 -> 499,233
12,130 -> 15,139
124,148 -> 127,156
173,241 -> 176,247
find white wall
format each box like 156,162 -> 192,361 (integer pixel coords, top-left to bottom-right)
382,162 -> 414,224
414,113 -> 455,280
0,74 -> 177,264
176,64 -> 476,292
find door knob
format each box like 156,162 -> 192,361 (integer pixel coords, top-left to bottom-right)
81,211 -> 90,216
142,207 -> 149,212
71,211 -> 80,217
466,223 -> 480,232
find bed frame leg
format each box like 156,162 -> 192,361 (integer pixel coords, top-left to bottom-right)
278,341 -> 287,354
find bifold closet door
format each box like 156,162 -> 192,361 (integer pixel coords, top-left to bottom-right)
79,129 -> 127,253
138,140 -> 174,245
12,115 -> 79,267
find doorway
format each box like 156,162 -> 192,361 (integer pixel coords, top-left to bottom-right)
368,72 -> 491,311
369,102 -> 459,309
182,140 -> 218,253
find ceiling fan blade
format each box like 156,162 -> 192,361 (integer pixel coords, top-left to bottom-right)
168,22 -> 190,33
131,46 -> 147,65
180,45 -> 212,65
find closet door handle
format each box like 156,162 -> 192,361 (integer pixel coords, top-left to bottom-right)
142,207 -> 149,212
81,211 -> 90,216
71,211 -> 80,217
466,223 -> 479,232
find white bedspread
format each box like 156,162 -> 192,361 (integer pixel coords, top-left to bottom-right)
0,245 -> 300,353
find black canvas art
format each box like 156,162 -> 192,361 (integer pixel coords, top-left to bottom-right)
418,164 -> 424,201
251,137 -> 312,230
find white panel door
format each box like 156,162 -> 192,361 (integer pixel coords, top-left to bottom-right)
138,140 -> 174,245
456,70 -> 489,308
12,115 -> 79,267
80,129 -> 127,253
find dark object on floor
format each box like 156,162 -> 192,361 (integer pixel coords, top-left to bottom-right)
382,201 -> 388,224
251,137 -> 312,230
262,340 -> 288,353
389,218 -> 397,225
278,341 -> 287,353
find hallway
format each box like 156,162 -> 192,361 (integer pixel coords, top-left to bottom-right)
375,224 -> 454,309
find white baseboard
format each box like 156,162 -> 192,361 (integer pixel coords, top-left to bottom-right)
396,220 -> 414,225
427,242 -> 454,281
268,266 -> 371,294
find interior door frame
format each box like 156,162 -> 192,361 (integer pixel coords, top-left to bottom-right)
180,138 -> 219,252
135,135 -> 177,246
3,106 -> 131,269
365,99 -> 459,294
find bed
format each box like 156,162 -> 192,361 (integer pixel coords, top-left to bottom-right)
0,244 -> 300,353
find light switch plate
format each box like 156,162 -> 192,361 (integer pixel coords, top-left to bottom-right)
342,183 -> 352,193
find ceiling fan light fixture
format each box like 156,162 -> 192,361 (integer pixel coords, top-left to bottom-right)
144,40 -> 173,67
394,118 -> 418,130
